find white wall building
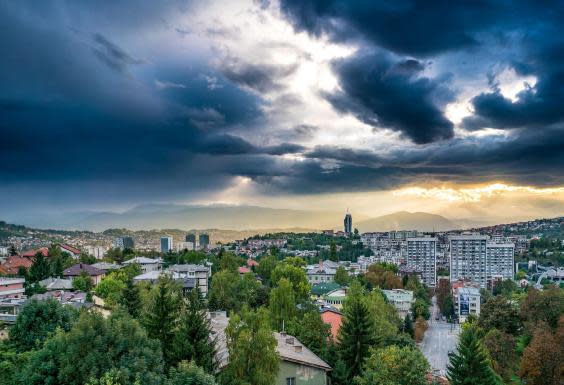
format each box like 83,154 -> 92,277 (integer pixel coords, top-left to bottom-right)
486,242 -> 515,282
454,286 -> 481,322
160,236 -> 173,253
382,289 -> 414,319
406,237 -> 437,287
85,246 -> 107,259
450,234 -> 488,287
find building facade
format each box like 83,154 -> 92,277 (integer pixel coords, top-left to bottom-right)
344,213 -> 352,235
486,242 -> 515,282
453,286 -> 481,322
382,289 -> 414,319
114,236 -> 134,250
406,237 -> 437,287
199,233 -> 210,249
449,235 -> 488,287
160,236 -> 173,253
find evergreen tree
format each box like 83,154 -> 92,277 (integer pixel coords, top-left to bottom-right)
172,289 -> 216,373
329,242 -> 338,262
269,278 -> 296,331
447,326 -> 502,385
9,244 -> 17,256
334,266 -> 349,286
403,314 -> 414,338
143,276 -> 181,368
29,251 -> 50,283
337,281 -> 374,380
166,361 -> 217,385
121,276 -> 142,318
51,255 -> 65,277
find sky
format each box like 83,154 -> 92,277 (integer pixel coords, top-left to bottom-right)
2,0 -> 564,225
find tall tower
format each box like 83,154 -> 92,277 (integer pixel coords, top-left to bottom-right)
344,212 -> 352,235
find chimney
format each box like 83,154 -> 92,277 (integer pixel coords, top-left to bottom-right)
294,345 -> 302,353
285,337 -> 294,345
280,331 -> 287,337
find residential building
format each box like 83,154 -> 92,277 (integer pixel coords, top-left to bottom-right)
382,289 -> 414,319
91,262 -> 122,273
453,285 -> 481,322
449,234 -> 488,287
199,233 -> 210,249
306,262 -> 336,284
63,264 -> 105,285
175,241 -> 194,251
320,307 -> 342,340
0,255 -> 33,275
85,246 -> 107,259
161,236 -> 173,253
114,236 -> 134,250
168,264 -> 210,296
39,277 -> 73,291
0,246 -> 8,256
210,311 -> 331,385
58,244 -> 81,258
344,212 -> 352,235
322,288 -> 347,309
311,282 -> 341,299
122,257 -> 162,273
185,234 -> 196,244
0,278 -> 25,299
486,242 -> 515,283
407,237 -> 437,287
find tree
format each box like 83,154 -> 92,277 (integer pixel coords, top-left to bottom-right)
166,361 -> 217,385
403,314 -> 414,338
413,316 -> 428,342
219,252 -> 242,273
9,299 -> 78,352
478,296 -> 521,335
364,289 -> 401,345
447,325 -> 502,385
255,255 -> 277,284
492,279 -> 517,298
329,242 -> 338,262
337,281 -> 374,380
208,270 -> 261,313
28,251 -> 51,283
364,263 -> 402,289
121,276 -> 142,318
95,272 -> 127,308
519,318 -> 564,385
483,328 -> 517,381
356,345 -> 429,385
411,298 -> 431,320
436,279 -> 451,313
20,311 -> 164,385
143,276 -> 181,368
269,278 -> 296,331
334,266 -> 349,286
72,270 -> 94,292
9,245 -> 17,256
520,286 -> 564,330
172,289 -> 216,373
222,308 -> 279,385
286,307 -> 331,359
270,262 -> 310,301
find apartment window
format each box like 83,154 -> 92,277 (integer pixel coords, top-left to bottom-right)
286,377 -> 296,385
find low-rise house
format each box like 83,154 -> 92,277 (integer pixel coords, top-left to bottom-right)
1,255 -> 33,274
210,311 -> 332,385
238,266 -> 251,274
20,247 -> 49,258
32,290 -> 92,309
168,264 -> 210,296
246,258 -> 259,268
123,257 -> 162,273
59,244 -> 81,259
320,307 -> 342,340
39,277 -> 73,291
0,277 -> 25,299
322,288 -> 347,309
382,289 -> 414,319
311,282 -> 341,299
63,264 -> 105,285
306,262 -> 336,284
92,262 -> 122,273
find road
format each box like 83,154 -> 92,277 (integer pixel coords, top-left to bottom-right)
419,296 -> 460,375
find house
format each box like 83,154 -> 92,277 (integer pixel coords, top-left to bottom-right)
58,244 -> 81,259
322,288 -> 347,309
39,277 -> 73,291
311,282 -> 341,299
20,247 -> 49,258
246,258 -> 259,268
63,264 -> 105,285
91,262 -> 122,273
32,290 -> 92,309
0,277 -> 25,299
382,289 -> 414,319
1,255 -> 33,275
168,264 -> 210,296
306,262 -> 336,284
210,311 -> 332,385
122,257 -> 162,273
320,307 -> 342,340
238,266 -> 251,274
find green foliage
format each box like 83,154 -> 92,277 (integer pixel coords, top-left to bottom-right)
20,311 -> 164,385
446,325 -> 502,385
255,255 -> 277,284
520,286 -> 564,330
493,279 -> 518,298
172,289 -> 216,373
95,272 -> 127,307
219,252 -> 243,273
120,276 -> 142,318
268,278 -> 296,331
356,345 -> 429,385
222,308 -> 279,385
364,289 -> 401,345
364,263 -> 402,289
402,313 -> 414,338
143,276 -> 182,368
482,329 -> 518,381
270,262 -> 310,301
72,271 -> 94,292
0,341 -> 31,385
478,296 -> 521,335
329,242 -> 338,261
9,299 -> 78,352
411,298 -> 431,320
28,252 -> 51,283
334,266 -> 349,286
338,281 -> 375,380
166,361 -> 218,385
285,306 -> 331,359
208,270 -> 261,312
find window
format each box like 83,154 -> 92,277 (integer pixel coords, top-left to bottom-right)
286,377 -> 296,385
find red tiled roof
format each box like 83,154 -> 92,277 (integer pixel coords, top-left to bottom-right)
1,256 -> 33,275
60,244 -> 81,255
238,266 -> 251,274
20,247 -> 49,258
246,258 -> 259,267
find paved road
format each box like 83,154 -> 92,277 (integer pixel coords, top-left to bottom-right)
419,296 -> 460,375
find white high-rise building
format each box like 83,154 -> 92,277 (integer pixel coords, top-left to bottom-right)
450,234 -> 488,287
486,242 -> 515,281
406,237 -> 437,287
160,236 -> 173,253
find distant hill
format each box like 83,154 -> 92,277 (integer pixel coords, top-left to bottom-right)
355,211 -> 457,232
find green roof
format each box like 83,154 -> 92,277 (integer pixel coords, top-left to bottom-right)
311,282 -> 341,296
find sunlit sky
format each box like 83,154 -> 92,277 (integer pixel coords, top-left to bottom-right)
2,1 -> 564,227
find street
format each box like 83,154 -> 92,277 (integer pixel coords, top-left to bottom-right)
419,296 -> 460,375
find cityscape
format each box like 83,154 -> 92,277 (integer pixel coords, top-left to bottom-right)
2,1 -> 564,385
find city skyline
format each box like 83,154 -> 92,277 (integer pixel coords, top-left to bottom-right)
2,1 -> 564,225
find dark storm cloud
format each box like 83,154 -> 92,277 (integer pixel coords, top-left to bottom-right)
220,60 -> 298,93
327,53 -> 454,144
92,34 -> 144,73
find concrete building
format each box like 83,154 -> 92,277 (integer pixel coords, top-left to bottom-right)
199,233 -> 210,249
344,212 -> 352,235
160,236 -> 173,253
382,289 -> 414,319
175,241 -> 194,252
63,264 -> 105,285
306,263 -> 336,284
114,236 -> 134,250
322,288 -> 347,309
85,246 -> 107,259
39,277 -> 73,291
122,257 -> 162,273
450,234 -> 488,287
185,234 -> 196,244
0,278 -> 25,299
168,264 -> 210,296
453,286 -> 481,322
486,242 -> 515,282
406,237 -> 437,287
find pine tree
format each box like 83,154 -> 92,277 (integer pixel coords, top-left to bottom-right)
143,276 -> 181,368
172,289 -> 216,373
337,281 -> 374,380
403,313 -> 414,338
121,276 -> 141,318
29,252 -> 50,283
447,326 -> 502,385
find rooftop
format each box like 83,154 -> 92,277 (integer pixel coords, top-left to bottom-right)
123,257 -> 162,265
63,263 -> 104,277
